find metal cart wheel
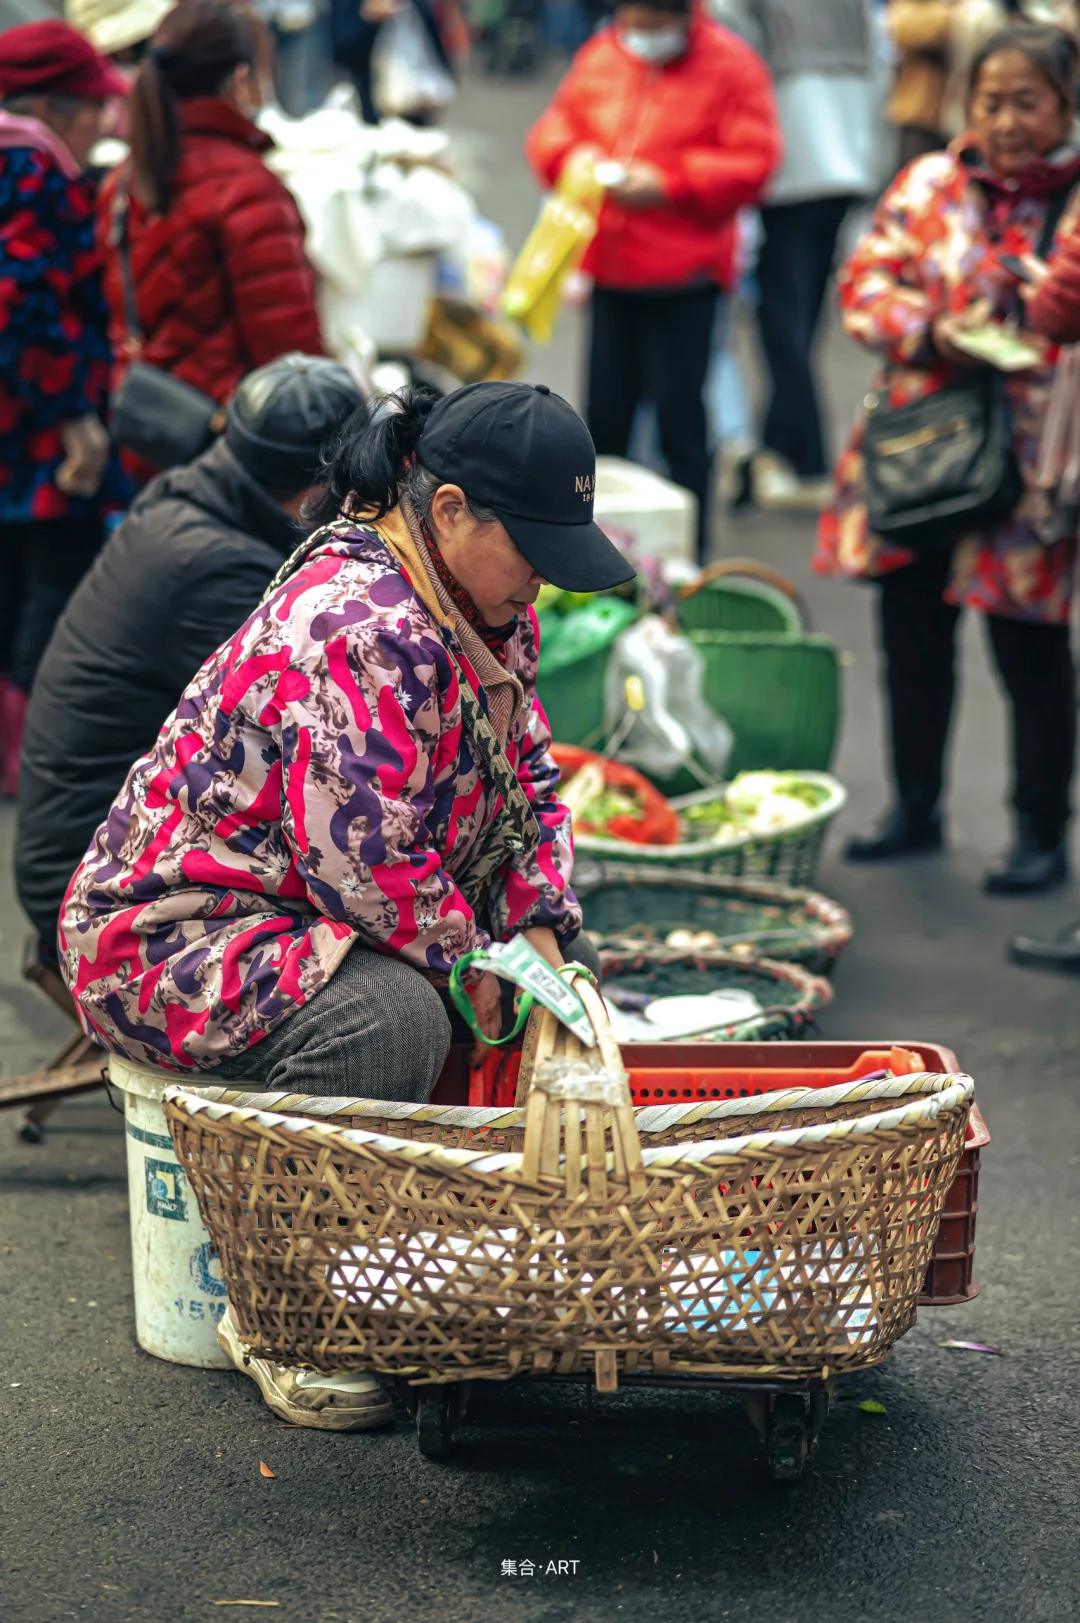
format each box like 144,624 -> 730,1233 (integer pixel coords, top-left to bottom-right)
415,1387 -> 467,1460
761,1390 -> 832,1484
766,1394 -> 809,1482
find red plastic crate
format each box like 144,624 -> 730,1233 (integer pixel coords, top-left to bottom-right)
430,1038 -> 986,1308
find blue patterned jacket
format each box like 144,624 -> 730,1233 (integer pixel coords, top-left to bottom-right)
0,144 -> 127,523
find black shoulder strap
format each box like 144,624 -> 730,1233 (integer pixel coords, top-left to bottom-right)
109,177 -> 143,349
1036,180 -> 1079,261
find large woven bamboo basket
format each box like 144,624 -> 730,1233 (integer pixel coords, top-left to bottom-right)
165,989 -> 972,1387
576,862 -> 852,975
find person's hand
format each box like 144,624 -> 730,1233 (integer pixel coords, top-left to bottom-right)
360,0 -> 401,22
609,160 -> 667,209
56,414 -> 109,498
1018,254 -> 1052,304
931,299 -> 993,367
522,925 -> 565,971
467,969 -> 503,1063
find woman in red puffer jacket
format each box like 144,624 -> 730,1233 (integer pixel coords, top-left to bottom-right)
526,0 -> 780,560
98,0 -> 324,476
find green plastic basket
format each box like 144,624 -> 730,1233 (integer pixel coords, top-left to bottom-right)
574,862 -> 852,976
691,632 -> 841,775
571,772 -> 847,886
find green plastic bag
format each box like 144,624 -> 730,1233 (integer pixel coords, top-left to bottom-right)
537,596 -> 638,746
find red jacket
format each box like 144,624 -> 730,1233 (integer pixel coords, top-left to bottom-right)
525,18 -> 781,291
1026,229 -> 1080,343
99,99 -> 323,410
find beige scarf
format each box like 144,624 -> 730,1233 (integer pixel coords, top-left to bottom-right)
369,497 -> 526,747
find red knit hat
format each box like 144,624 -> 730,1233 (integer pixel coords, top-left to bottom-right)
0,20 -> 130,100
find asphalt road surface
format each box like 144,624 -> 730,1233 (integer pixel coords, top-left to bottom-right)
3,67 -> 1080,1623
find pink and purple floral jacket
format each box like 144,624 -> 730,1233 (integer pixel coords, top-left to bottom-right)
59,522 -> 580,1071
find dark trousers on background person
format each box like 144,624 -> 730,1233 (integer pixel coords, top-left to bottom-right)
0,518 -> 105,691
755,195 -> 855,480
586,283 -> 720,562
878,549 -> 1076,841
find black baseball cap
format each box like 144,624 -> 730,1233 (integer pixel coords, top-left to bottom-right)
415,381 -> 636,593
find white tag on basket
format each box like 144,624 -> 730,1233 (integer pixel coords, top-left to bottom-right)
481,937 -> 597,1047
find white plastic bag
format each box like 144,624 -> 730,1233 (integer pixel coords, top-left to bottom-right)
373,4 -> 456,121
604,615 -> 732,782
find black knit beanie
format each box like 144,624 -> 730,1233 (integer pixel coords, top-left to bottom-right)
226,353 -> 365,491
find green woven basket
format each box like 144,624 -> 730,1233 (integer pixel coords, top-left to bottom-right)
571,772 -> 847,886
575,862 -> 852,976
675,557 -> 803,636
691,631 -> 841,775
598,942 -> 832,1041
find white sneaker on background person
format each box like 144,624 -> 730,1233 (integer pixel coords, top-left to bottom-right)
753,451 -> 833,512
217,1306 -> 396,1431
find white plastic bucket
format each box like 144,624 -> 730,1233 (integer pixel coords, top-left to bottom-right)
110,1054 -> 233,1368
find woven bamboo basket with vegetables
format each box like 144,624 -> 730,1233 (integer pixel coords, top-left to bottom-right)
571,772 -> 846,886
574,861 -> 852,975
164,970 -> 972,1387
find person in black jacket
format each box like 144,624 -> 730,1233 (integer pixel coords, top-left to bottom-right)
15,353 -> 365,978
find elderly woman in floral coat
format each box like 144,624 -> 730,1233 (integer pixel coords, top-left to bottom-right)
60,382 -> 634,1101
816,20 -> 1080,894
61,380 -> 636,1436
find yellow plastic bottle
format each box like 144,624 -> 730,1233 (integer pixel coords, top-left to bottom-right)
501,149 -> 606,345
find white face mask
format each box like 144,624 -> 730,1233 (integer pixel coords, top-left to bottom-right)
618,25 -> 687,64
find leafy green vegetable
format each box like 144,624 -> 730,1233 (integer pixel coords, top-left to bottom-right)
682,798 -> 732,834
680,773 -> 828,841
579,786 -> 644,827
774,776 -> 830,809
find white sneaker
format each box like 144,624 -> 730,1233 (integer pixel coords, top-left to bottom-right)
754,452 -> 833,512
217,1306 -> 395,1431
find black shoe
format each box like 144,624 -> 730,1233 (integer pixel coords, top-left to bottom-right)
984,823 -> 1068,895
728,454 -> 754,512
844,806 -> 943,863
1008,916 -> 1080,970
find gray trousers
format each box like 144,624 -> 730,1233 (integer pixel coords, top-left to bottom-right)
209,934 -> 600,1100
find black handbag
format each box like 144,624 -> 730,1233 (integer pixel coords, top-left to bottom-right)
108,184 -> 224,469
862,181 -> 1077,550
863,370 -> 1022,547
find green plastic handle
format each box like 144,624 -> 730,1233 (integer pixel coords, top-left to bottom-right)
448,951 -> 536,1048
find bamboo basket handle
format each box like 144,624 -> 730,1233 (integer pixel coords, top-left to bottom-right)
514,963 -> 592,1106
676,556 -> 811,630
574,973 -> 645,1196
518,965 -> 645,1198
515,1002 -> 561,1107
